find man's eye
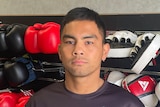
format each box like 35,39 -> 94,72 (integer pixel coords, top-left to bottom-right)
85,41 -> 93,45
65,41 -> 75,44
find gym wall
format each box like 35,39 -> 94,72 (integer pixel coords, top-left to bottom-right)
0,0 -> 160,15
0,1 -> 160,106
1,0 -> 160,63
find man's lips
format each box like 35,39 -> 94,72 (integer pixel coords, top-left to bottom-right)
72,60 -> 87,65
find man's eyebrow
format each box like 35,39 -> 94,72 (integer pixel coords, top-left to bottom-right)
62,34 -> 75,39
83,35 -> 97,39
62,34 -> 97,40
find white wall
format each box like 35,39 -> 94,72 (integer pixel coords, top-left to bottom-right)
1,0 -> 160,15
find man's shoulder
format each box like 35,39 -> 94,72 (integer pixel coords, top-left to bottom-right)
105,81 -> 134,96
104,81 -> 144,106
35,82 -> 65,95
104,81 -> 125,91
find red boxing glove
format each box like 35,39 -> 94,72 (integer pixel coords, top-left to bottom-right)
24,22 -> 60,54
0,92 -> 20,107
16,89 -> 34,107
24,23 -> 42,53
38,22 -> 60,54
16,96 -> 30,107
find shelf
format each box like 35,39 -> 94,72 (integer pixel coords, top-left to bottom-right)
101,67 -> 160,76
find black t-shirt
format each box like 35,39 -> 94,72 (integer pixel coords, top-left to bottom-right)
26,81 -> 144,107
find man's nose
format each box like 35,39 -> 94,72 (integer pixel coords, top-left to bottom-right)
72,43 -> 84,56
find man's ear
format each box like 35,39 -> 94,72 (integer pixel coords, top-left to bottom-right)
102,43 -> 110,62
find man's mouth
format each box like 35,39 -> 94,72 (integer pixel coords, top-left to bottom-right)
72,60 -> 87,65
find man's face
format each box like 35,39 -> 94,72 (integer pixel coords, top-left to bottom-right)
58,20 -> 109,78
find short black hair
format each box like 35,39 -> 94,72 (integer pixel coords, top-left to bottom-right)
60,7 -> 106,43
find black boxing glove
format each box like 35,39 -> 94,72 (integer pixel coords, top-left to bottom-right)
0,24 -> 8,51
0,24 -> 11,58
0,67 -> 9,89
15,56 -> 37,86
5,23 -> 28,56
3,61 -> 29,87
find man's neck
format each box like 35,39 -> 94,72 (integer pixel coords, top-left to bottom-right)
65,76 -> 104,94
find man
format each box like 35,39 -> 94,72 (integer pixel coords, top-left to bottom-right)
26,7 -> 144,107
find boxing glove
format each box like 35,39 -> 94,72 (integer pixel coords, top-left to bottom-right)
0,92 -> 20,107
107,71 -> 126,86
24,22 -> 60,54
16,95 -> 30,107
0,68 -> 9,89
0,23 -> 28,58
3,61 -> 29,87
38,22 -> 60,54
0,24 -> 8,51
0,24 -> 11,57
155,82 -> 160,100
5,23 -> 28,56
15,57 -> 36,86
16,89 -> 33,107
122,74 -> 158,107
24,23 -> 41,53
